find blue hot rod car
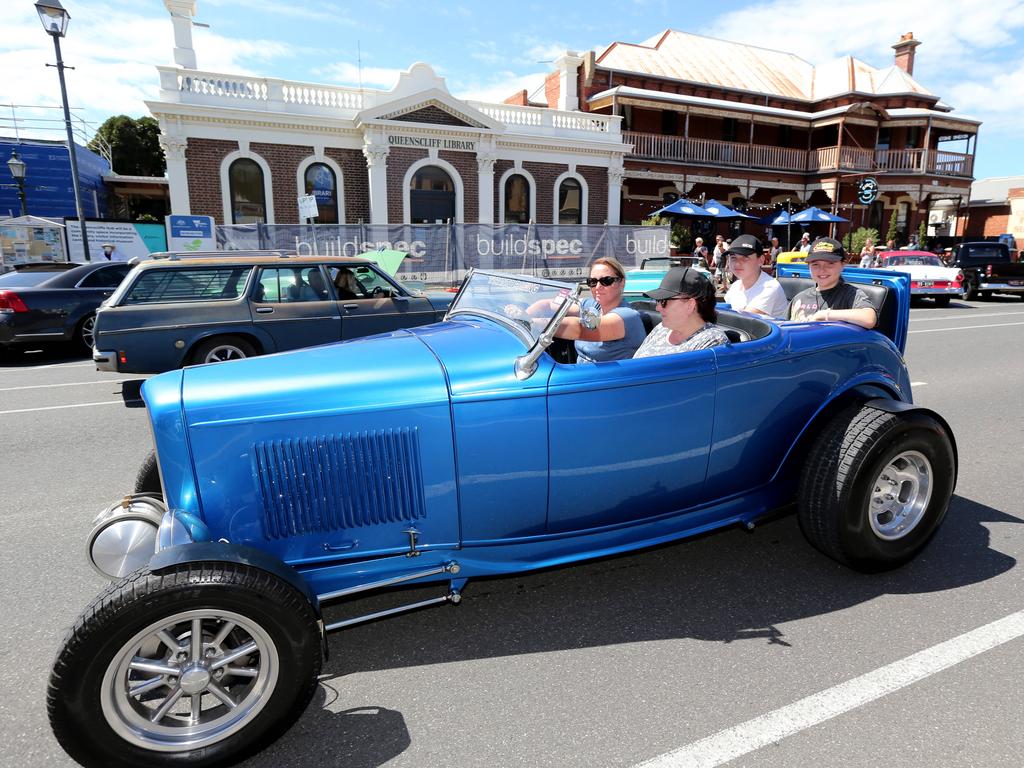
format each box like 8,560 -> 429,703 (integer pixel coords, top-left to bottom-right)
49,267 -> 956,768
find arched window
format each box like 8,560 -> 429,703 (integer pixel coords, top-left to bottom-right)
410,166 -> 455,224
557,178 -> 582,225
303,162 -> 338,224
504,174 -> 530,224
228,159 -> 266,224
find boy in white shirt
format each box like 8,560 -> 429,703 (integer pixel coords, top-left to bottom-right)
723,235 -> 789,318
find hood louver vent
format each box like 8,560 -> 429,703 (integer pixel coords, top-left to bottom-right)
254,428 -> 426,539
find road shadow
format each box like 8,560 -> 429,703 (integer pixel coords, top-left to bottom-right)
320,494 -> 1017,674
0,343 -> 90,367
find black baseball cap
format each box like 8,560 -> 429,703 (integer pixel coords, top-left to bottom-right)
807,237 -> 845,262
644,266 -> 714,301
725,234 -> 762,257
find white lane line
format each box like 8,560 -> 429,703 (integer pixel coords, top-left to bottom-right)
910,381 -> 927,386
0,400 -> 134,416
0,380 -> 122,393
634,610 -> 1024,768
909,321 -> 1024,334
4,361 -> 96,371
911,311 -> 1024,322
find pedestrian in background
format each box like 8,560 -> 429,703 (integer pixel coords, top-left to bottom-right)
798,232 -> 812,252
859,238 -> 875,268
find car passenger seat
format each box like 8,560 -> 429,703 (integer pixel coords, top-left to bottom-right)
778,277 -> 895,340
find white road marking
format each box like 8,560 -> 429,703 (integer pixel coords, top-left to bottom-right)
910,381 -> 927,386
0,400 -> 135,416
633,610 -> 1024,768
910,310 -> 1024,322
0,380 -> 121,393
909,321 -> 1024,334
4,361 -> 96,371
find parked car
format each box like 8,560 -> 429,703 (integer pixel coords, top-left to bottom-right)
624,255 -> 712,302
0,261 -> 132,354
49,266 -> 956,768
92,253 -> 455,373
950,241 -> 1024,300
876,250 -> 964,306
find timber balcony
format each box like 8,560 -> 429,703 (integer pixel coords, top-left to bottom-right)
625,132 -> 974,178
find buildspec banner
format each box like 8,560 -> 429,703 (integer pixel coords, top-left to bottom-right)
216,223 -> 669,287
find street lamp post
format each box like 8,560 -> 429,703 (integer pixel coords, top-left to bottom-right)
6,150 -> 28,217
35,0 -> 91,261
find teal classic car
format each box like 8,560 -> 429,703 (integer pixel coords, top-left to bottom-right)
624,255 -> 712,303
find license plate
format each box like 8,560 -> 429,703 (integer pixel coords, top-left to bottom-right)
919,281 -> 933,287
1010,280 -> 1023,286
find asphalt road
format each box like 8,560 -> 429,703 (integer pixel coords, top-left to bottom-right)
1,296 -> 1022,768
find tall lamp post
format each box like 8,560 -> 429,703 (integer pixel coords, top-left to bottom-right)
35,0 -> 91,261
6,150 -> 28,217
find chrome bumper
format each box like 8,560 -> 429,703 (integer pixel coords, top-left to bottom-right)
979,282 -> 1024,294
912,287 -> 963,296
93,347 -> 118,372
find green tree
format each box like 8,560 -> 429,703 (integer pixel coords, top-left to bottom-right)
917,220 -> 928,251
642,215 -> 692,252
88,115 -> 166,176
849,227 -> 880,259
886,208 -> 899,246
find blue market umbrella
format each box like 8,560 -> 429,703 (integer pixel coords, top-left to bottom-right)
650,198 -> 713,217
757,209 -> 795,226
790,206 -> 849,224
702,199 -> 756,219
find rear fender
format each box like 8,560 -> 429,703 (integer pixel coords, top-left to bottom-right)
863,398 -> 959,488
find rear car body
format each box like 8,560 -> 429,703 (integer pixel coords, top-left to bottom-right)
951,241 -> 1024,298
0,261 -> 131,351
877,250 -> 963,300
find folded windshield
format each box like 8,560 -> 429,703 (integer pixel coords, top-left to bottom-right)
447,270 -> 576,342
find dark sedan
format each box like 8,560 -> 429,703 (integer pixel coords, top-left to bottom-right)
0,261 -> 132,354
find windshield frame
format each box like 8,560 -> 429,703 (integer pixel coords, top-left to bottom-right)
445,269 -> 578,345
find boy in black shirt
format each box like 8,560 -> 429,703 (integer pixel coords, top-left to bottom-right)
788,237 -> 877,329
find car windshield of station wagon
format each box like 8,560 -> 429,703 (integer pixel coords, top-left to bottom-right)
123,266 -> 253,304
448,270 -> 574,342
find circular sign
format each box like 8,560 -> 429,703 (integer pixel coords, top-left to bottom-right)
857,177 -> 879,205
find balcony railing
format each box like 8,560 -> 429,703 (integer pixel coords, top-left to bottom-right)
625,131 -> 973,177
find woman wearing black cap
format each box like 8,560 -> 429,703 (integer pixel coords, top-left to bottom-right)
633,267 -> 729,358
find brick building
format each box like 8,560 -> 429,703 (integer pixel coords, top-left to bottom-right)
153,4 -> 978,243
152,3 -> 626,228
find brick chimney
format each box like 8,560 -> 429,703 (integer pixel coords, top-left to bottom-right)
892,32 -> 921,76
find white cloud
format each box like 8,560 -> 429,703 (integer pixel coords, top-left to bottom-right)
453,71 -> 549,105
316,62 -> 405,89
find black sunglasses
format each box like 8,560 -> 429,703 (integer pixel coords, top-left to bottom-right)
655,295 -> 693,309
585,276 -> 622,287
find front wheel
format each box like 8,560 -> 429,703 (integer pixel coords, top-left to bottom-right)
134,449 -> 161,495
798,404 -> 955,572
48,563 -> 322,768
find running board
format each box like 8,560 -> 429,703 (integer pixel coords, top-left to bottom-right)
316,560 -> 460,604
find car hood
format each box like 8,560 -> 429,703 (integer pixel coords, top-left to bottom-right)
180,329 -> 450,426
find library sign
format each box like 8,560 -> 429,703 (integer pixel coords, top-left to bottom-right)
387,135 -> 476,152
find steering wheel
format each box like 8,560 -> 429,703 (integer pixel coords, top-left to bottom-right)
372,286 -> 387,298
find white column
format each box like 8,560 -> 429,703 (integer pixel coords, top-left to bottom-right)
554,52 -> 584,111
164,1 -> 198,69
607,163 -> 624,225
476,152 -> 497,224
159,134 -> 190,215
363,142 -> 390,224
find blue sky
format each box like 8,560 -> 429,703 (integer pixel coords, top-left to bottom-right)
3,0 -> 1023,180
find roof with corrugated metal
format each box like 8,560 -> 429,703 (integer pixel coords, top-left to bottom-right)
968,176 -> 1024,205
595,29 -> 934,102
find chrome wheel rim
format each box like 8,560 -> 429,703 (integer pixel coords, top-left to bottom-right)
100,609 -> 279,752
203,344 -> 247,364
81,315 -> 96,349
869,450 -> 932,540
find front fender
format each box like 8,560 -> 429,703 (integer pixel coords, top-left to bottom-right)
149,541 -> 322,618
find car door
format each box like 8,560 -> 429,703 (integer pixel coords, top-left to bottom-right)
545,352 -> 718,533
327,264 -> 437,340
250,265 -> 341,351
